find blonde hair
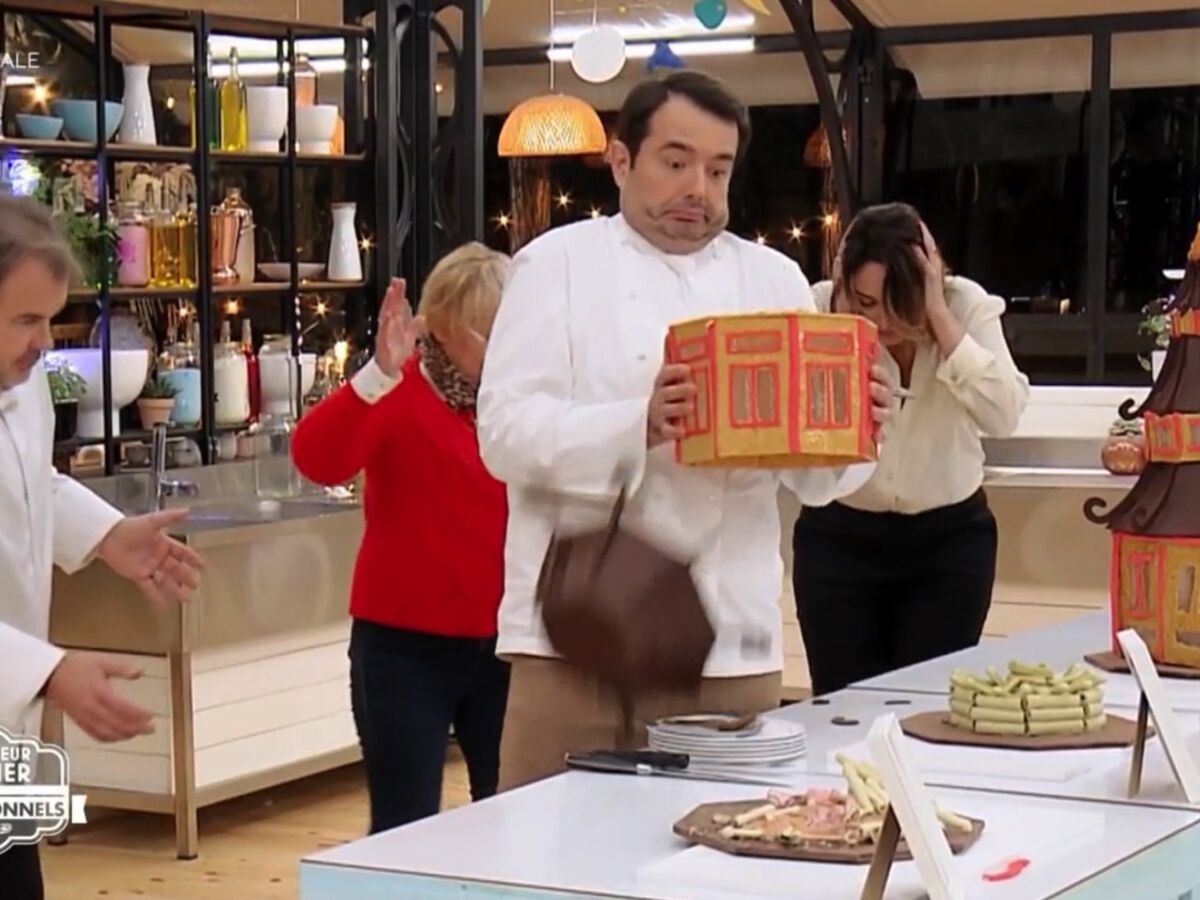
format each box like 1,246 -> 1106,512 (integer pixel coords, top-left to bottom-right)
417,242 -> 509,338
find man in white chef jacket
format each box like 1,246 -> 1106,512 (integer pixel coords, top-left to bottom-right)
0,195 -> 202,898
477,71 -> 889,790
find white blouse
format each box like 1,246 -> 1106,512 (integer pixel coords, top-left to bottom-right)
812,276 -> 1031,515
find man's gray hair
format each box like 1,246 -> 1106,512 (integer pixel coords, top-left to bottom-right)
0,194 -> 82,288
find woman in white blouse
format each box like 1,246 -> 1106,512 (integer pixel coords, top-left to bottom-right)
792,202 -> 1030,696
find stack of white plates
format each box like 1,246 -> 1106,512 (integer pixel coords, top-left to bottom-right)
647,714 -> 807,766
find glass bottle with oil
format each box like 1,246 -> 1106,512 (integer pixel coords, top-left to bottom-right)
175,204 -> 197,288
150,209 -> 181,287
219,48 -> 248,152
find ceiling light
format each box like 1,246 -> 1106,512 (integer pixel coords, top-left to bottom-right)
498,94 -> 607,158
550,12 -> 754,44
4,75 -> 36,87
1164,268 -> 1185,281
548,37 -> 753,63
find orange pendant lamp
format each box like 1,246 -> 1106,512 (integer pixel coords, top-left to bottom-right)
498,93 -> 607,158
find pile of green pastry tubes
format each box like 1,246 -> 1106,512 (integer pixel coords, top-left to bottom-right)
948,661 -> 1106,736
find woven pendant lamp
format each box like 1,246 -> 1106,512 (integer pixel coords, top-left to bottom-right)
497,94 -> 607,158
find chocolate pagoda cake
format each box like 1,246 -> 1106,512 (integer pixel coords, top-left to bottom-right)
1085,223 -> 1200,668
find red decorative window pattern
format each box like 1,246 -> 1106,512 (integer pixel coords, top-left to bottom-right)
802,332 -> 854,355
1178,565 -> 1196,615
806,364 -> 852,428
730,364 -> 780,428
1130,552 -> 1155,616
685,366 -> 711,435
726,331 -> 782,355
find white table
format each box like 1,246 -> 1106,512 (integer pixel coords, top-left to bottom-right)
300,770 -> 1200,900
300,618 -> 1200,899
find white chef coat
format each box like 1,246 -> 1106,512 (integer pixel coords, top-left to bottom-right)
477,215 -> 876,678
0,361 -> 124,736
811,278 -> 1030,515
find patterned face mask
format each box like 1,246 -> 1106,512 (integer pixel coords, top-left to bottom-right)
418,334 -> 478,412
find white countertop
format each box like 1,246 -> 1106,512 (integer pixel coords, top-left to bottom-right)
300,770 -> 1200,900
982,467 -> 1137,491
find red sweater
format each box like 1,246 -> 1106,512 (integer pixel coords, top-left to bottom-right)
291,355 -> 507,638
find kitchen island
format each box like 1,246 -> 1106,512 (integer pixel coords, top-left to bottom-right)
299,613 -> 1200,900
47,461 -> 363,859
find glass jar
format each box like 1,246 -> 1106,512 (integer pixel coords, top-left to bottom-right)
213,320 -> 250,426
116,200 -> 150,287
254,335 -> 301,498
175,204 -> 197,288
220,187 -> 256,285
150,209 -> 181,287
159,332 -> 202,427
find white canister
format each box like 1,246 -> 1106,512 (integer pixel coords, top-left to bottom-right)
327,202 -> 362,282
118,63 -> 157,145
214,346 -> 251,425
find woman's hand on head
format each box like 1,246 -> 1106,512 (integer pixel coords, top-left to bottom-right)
915,222 -> 948,317
375,278 -> 424,378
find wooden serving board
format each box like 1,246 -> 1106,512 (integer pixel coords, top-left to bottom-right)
900,710 -> 1150,751
672,800 -> 985,864
1085,650 -> 1200,680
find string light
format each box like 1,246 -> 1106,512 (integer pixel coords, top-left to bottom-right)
556,192 -> 571,209
31,83 -> 50,106
823,213 -> 835,227
314,300 -> 329,317
755,233 -> 767,245
165,96 -> 176,110
224,299 -> 240,316
494,212 -> 511,229
588,207 -> 601,219
789,224 -> 804,241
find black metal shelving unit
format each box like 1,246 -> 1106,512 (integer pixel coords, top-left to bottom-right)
0,0 -> 380,475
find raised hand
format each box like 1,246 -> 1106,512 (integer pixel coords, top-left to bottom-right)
375,277 -> 423,378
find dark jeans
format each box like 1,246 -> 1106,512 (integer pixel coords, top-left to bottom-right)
349,619 -> 510,834
0,844 -> 43,900
792,489 -> 997,697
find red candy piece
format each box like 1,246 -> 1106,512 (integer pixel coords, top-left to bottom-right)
982,857 -> 1030,882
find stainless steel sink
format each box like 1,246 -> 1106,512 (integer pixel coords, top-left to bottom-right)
161,495 -> 361,534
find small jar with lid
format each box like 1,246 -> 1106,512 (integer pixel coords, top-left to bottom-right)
116,200 -> 151,287
214,320 -> 250,427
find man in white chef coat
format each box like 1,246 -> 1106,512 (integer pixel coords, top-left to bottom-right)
0,195 -> 202,898
477,71 -> 889,789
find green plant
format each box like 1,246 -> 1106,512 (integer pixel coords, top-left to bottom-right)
1137,298 -> 1172,372
45,359 -> 87,404
59,212 -> 120,290
139,377 -> 179,400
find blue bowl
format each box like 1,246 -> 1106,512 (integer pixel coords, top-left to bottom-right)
49,100 -> 123,142
15,114 -> 64,140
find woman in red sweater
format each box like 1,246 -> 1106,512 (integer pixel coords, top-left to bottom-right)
292,242 -> 510,833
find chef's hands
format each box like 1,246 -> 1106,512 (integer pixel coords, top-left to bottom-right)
868,364 -> 893,440
45,652 -> 154,742
647,363 -> 696,448
375,277 -> 423,378
97,509 -> 203,609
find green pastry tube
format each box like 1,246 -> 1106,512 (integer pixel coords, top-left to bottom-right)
970,707 -> 1026,724
975,694 -> 1024,710
949,712 -> 975,731
1024,693 -> 1086,710
974,720 -> 1028,736
1027,706 -> 1087,723
1028,718 -> 1086,736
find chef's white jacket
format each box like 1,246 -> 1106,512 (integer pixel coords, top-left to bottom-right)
477,215 -> 876,678
0,362 -> 124,736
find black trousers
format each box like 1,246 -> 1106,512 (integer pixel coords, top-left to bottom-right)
0,844 -> 44,900
792,489 -> 997,697
348,619 -> 511,834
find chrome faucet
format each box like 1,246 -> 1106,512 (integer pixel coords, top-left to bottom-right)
152,422 -> 199,510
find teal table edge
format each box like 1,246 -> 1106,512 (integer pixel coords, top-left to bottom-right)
299,819 -> 1200,900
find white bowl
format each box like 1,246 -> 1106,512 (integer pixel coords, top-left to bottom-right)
246,86 -> 288,152
48,349 -> 149,438
258,351 -> 316,415
296,105 -> 337,154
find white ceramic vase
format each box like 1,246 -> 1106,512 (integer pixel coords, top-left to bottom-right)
118,63 -> 157,145
327,202 -> 362,282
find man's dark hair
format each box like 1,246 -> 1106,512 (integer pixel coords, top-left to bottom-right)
614,71 -> 751,165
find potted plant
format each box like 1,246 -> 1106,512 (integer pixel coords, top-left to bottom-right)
137,377 -> 178,429
1139,298 -> 1171,379
45,358 -> 87,443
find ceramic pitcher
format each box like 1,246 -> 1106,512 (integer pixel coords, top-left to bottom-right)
118,63 -> 157,145
327,202 -> 362,282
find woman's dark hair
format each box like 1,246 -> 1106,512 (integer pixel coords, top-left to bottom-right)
615,71 -> 751,165
838,202 -> 932,336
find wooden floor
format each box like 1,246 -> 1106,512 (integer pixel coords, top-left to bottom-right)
42,747 -> 472,900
